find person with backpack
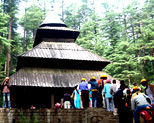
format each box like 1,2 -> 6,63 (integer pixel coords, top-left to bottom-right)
131,86 -> 152,123
1,77 -> 11,109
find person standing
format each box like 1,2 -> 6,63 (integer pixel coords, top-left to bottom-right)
140,79 -> 154,103
88,77 -> 99,107
97,75 -> 104,107
79,78 -> 89,108
110,80 -> 118,115
64,91 -> 71,109
101,75 -> 108,108
73,85 -> 81,109
103,79 -> 113,112
114,84 -> 129,123
1,77 -> 11,109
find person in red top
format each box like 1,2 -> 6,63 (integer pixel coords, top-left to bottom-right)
1,77 -> 11,109
97,75 -> 107,107
54,102 -> 62,109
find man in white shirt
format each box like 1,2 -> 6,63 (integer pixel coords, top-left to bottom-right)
110,80 -> 118,115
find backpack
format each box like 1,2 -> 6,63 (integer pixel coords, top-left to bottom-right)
98,80 -> 104,90
140,110 -> 153,123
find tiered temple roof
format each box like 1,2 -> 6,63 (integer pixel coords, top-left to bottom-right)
10,11 -> 113,88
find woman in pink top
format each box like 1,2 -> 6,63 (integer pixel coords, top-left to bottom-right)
1,77 -> 11,108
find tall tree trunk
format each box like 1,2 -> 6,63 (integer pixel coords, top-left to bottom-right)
152,60 -> 154,73
150,48 -> 154,72
142,48 -> 147,66
130,15 -> 135,43
124,14 -> 128,41
127,65 -> 132,85
33,29 -> 35,41
6,16 -> 12,77
139,49 -> 144,76
23,4 -> 27,52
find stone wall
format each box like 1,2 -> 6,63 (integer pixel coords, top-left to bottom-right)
0,108 -> 118,123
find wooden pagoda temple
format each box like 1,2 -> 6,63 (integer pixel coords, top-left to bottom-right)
9,11 -> 115,108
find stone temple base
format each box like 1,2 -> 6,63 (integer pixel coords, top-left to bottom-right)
0,108 -> 118,123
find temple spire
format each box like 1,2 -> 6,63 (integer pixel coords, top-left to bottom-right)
40,9 -> 66,27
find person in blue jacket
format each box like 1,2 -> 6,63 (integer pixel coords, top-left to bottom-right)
103,79 -> 113,112
88,77 -> 99,107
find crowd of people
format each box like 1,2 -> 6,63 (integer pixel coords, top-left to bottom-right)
55,75 -> 154,123
1,76 -> 154,123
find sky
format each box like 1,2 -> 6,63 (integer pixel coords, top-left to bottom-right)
18,0 -> 146,17
17,0 -> 146,35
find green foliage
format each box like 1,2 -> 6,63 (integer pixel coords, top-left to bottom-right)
76,0 -> 154,84
20,112 -> 27,123
0,3 -> 9,79
20,112 -> 38,123
18,4 -> 46,52
0,0 -> 154,85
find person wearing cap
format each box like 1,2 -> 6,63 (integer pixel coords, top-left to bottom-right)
97,75 -> 105,107
133,83 -> 141,90
72,85 -> 80,109
103,79 -> 113,112
98,75 -> 108,108
140,79 -> 154,103
79,78 -> 89,108
131,86 -> 152,123
1,77 -> 11,109
88,77 -> 99,107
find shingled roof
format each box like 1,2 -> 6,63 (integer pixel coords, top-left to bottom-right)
10,67 -> 115,87
20,42 -> 110,62
16,41 -> 110,71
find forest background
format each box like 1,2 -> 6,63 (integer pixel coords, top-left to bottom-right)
0,0 -> 154,85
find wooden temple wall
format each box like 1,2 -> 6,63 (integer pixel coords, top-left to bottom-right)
10,87 -> 74,109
